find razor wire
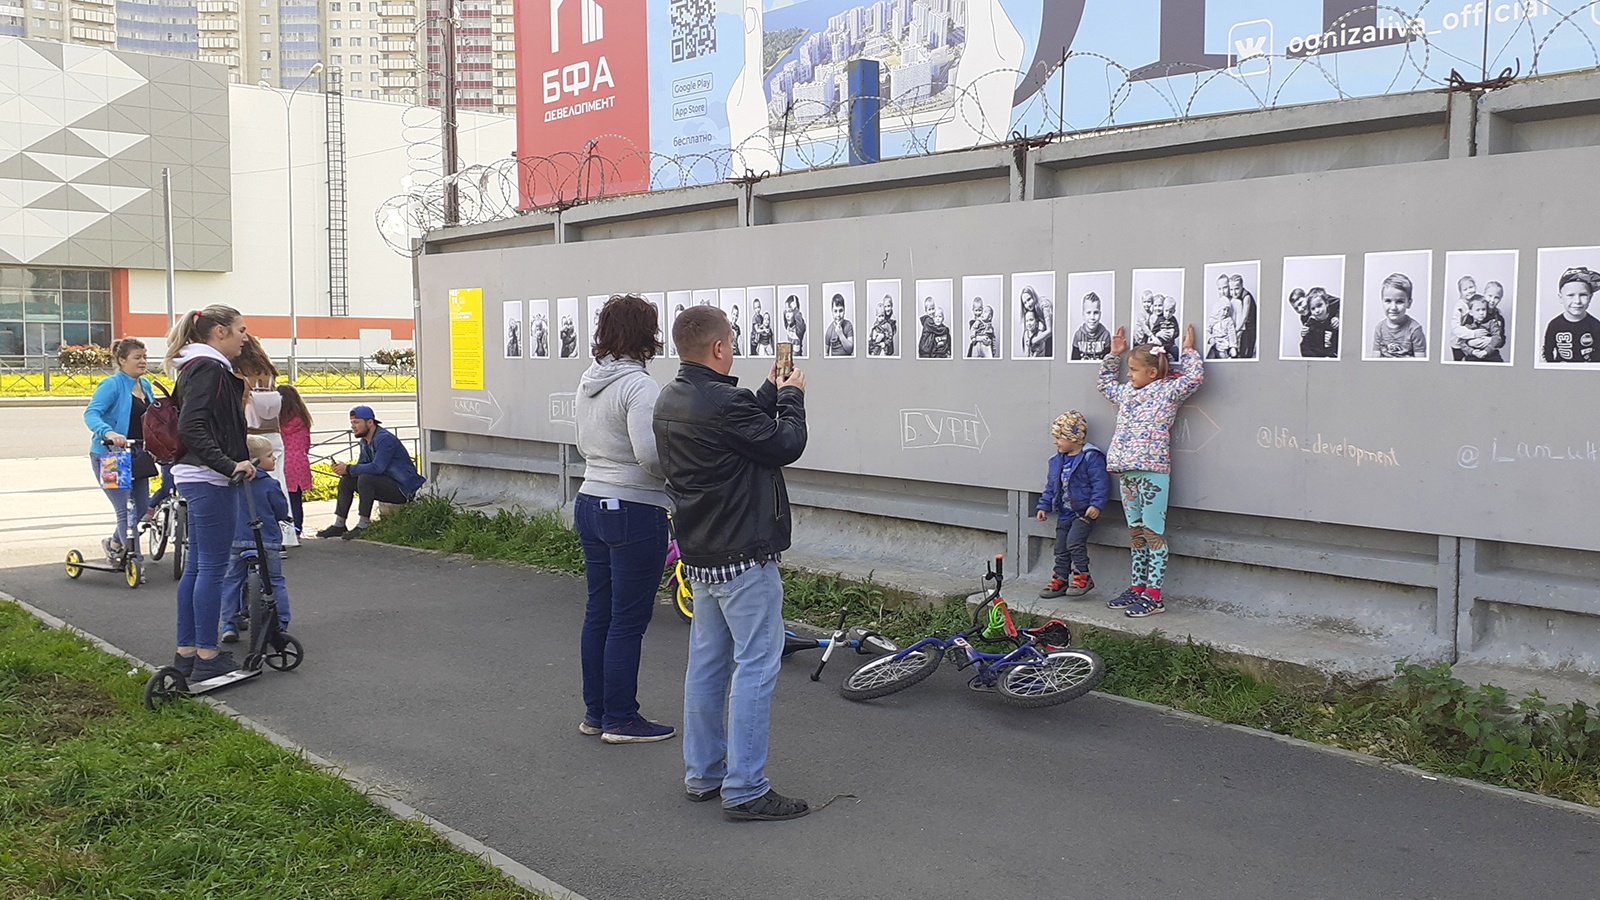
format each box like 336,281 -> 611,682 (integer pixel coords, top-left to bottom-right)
375,2 -> 1600,257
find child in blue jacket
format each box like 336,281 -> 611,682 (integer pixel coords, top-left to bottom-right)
1035,411 -> 1112,599
220,436 -> 293,641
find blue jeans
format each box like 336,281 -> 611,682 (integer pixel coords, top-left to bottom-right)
89,452 -> 150,556
175,481 -> 237,651
1053,513 -> 1097,578
149,464 -> 176,508
575,494 -> 670,729
220,543 -> 291,630
683,563 -> 786,808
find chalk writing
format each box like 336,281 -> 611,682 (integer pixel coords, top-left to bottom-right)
1172,405 -> 1219,454
452,391 -> 503,430
548,391 -> 576,427
901,406 -> 990,452
1257,426 -> 1400,467
1456,438 -> 1600,470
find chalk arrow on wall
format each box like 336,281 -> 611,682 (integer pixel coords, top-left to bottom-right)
900,406 -> 990,452
453,392 -> 504,431
1173,405 -> 1220,454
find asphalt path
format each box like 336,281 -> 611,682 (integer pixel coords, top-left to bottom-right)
4,539 -> 1596,900
0,400 -> 417,459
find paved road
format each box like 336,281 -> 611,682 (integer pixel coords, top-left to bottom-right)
4,535 -> 1595,900
0,400 -> 416,460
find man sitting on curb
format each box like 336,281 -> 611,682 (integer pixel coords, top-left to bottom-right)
315,405 -> 425,540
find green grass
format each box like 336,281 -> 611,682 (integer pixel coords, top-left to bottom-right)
0,602 -> 544,899
364,498 -> 1600,808
0,371 -> 414,398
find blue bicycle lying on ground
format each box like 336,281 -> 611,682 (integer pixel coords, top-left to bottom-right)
839,555 -> 1106,708
781,607 -> 899,681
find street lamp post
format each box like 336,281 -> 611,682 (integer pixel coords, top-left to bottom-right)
261,63 -> 323,383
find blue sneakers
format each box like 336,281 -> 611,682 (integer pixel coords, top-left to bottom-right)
1107,588 -> 1143,610
1125,597 -> 1166,618
601,716 -> 676,744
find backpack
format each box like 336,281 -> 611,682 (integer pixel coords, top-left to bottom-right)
143,379 -> 185,464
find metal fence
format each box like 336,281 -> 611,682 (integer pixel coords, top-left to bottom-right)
0,356 -> 415,395
307,424 -> 420,468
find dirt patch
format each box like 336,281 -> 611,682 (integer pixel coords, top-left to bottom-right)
9,674 -> 122,741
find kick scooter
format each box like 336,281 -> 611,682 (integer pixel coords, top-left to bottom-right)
65,438 -> 148,588
143,471 -> 304,709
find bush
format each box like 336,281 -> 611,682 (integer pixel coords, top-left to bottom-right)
371,348 -> 415,371
58,344 -> 115,372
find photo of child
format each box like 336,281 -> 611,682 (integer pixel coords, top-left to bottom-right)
962,274 -> 1004,360
865,278 -> 903,359
642,291 -> 666,353
1535,246 -> 1600,368
1202,260 -> 1261,361
719,288 -> 747,358
1011,272 -> 1055,359
586,294 -> 609,359
822,281 -> 857,358
528,299 -> 550,359
1279,255 -> 1345,361
1130,268 -> 1184,360
665,290 -> 691,358
502,300 -> 522,359
557,297 -> 579,359
747,286 -> 777,358
1443,250 -> 1517,365
776,284 -> 810,358
1362,250 -> 1432,361
1066,271 -> 1115,362
914,278 -> 954,360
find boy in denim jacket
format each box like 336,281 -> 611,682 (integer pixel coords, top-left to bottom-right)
1036,411 -> 1112,598
220,435 -> 293,641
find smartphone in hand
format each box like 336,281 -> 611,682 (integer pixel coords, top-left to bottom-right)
777,342 -> 794,379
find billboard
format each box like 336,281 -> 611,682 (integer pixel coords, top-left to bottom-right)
514,0 -> 1600,205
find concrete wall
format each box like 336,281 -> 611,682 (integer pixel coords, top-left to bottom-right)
414,73 -> 1600,682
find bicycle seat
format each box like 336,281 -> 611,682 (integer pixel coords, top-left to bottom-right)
1024,620 -> 1073,651
781,631 -> 821,658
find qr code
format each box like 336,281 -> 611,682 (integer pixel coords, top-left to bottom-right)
670,0 -> 716,63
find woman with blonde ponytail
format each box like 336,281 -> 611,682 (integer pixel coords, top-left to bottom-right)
165,305 -> 256,683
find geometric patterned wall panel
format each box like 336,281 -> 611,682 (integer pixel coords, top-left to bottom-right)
0,36 -> 231,272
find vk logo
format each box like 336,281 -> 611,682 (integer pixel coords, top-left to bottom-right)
549,0 -> 604,54
1228,18 -> 1272,78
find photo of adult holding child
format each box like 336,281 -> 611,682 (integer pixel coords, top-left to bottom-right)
1097,323 -> 1204,619
1535,248 -> 1600,367
1036,411 -> 1111,600
653,304 -> 811,821
572,294 -> 675,744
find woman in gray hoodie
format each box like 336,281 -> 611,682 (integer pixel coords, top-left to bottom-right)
574,294 -> 675,744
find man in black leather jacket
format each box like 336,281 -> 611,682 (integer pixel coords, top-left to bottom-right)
653,305 -> 811,821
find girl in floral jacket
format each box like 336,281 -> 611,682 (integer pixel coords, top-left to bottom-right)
1096,323 -> 1204,617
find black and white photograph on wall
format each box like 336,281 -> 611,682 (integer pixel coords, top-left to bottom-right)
1011,272 -> 1055,359
693,289 -> 718,308
719,288 -> 747,357
777,284 -> 810,358
962,274 -> 1004,360
1362,250 -> 1432,361
821,281 -> 857,358
586,294 -> 609,358
914,278 -> 954,360
1130,268 -> 1184,358
528,299 -> 550,359
1442,250 -> 1517,365
557,297 -> 580,359
1535,245 -> 1600,368
1278,255 -> 1345,361
1065,271 -> 1115,362
641,291 -> 666,347
665,290 -> 691,358
746,286 -> 777,358
865,278 -> 902,359
1202,260 -> 1261,361
502,300 -> 523,359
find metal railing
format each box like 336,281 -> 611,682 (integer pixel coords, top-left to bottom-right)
0,356 -> 415,395
307,425 -> 420,468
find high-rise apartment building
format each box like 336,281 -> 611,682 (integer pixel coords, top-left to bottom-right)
2,0 -> 513,111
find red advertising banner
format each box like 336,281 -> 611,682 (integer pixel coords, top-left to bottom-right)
513,0 -> 651,208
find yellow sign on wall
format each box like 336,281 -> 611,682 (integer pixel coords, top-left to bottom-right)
448,287 -> 484,390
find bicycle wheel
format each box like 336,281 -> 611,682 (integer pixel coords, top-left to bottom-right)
170,504 -> 187,581
673,561 -> 693,622
995,649 -> 1106,708
839,643 -> 943,701
145,503 -> 170,561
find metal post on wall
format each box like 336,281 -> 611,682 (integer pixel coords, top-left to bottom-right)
161,167 -> 175,330
441,0 -> 461,226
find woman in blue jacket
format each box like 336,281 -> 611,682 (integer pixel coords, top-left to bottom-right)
83,338 -> 156,560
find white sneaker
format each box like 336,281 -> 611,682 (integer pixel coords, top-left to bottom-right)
280,524 -> 301,547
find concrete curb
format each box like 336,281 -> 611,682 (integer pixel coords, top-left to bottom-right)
2,590 -> 587,900
0,392 -> 416,408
